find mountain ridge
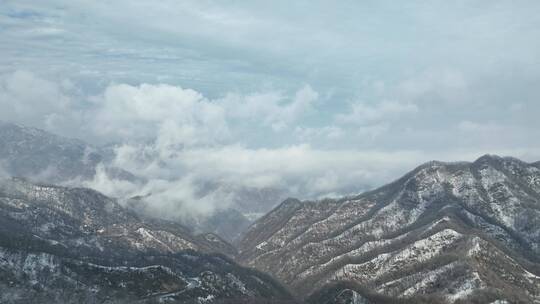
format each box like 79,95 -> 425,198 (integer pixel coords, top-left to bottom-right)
0,120 -> 138,183
0,121 -> 287,242
239,155 -> 540,303
0,177 -> 296,303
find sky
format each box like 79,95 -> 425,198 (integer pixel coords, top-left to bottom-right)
1,1 -> 540,213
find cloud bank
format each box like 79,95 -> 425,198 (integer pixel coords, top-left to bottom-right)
1,1 -> 539,218
3,69 -> 539,219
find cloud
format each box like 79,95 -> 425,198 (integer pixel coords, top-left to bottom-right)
1,70 -> 538,219
396,68 -> 469,105
0,70 -> 77,130
294,126 -> 344,142
79,164 -> 141,200
85,82 -> 319,149
335,68 -> 468,130
110,141 -> 425,198
455,121 -> 535,148
74,117 -> 446,219
221,84 -> 318,132
336,100 -> 418,125
91,83 -> 230,146
78,165 -> 222,219
2,0 -> 540,224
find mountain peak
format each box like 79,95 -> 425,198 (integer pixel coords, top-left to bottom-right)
239,155 -> 540,303
473,153 -> 516,165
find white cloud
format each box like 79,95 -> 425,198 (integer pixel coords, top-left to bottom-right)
91,83 -> 230,146
23,26 -> 65,37
0,70 -> 76,131
0,0 -> 539,225
221,85 -> 318,132
294,126 -> 344,141
336,100 -> 418,125
455,120 -> 535,148
84,135 -> 447,218
397,68 -> 468,104
143,143 -> 425,196
0,70 -> 538,220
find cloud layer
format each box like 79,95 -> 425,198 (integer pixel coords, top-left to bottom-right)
1,1 -> 539,217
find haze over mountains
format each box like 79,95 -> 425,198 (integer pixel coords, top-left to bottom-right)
0,122 -> 538,303
2,1 -> 540,303
0,121 -> 286,241
0,122 -> 294,303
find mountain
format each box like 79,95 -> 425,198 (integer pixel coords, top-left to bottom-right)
4,121 -> 538,302
191,183 -> 289,240
126,196 -> 252,244
221,186 -> 288,221
0,178 -> 295,303
239,155 -> 540,303
0,121 -> 284,241
199,209 -> 252,242
0,121 -> 137,183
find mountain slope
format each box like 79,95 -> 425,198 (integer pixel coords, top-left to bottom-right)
0,121 -> 137,183
0,121 -> 282,241
0,178 -> 295,303
239,155 -> 540,303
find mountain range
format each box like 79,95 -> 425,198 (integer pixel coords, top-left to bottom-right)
0,121 -> 539,303
239,155 -> 540,303
0,177 -> 294,303
0,121 -> 285,242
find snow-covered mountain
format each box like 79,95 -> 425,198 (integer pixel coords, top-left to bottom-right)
3,121 -> 539,302
239,155 -> 540,303
0,121 -> 137,183
0,178 -> 295,303
126,194 -> 260,243
0,121 -> 285,241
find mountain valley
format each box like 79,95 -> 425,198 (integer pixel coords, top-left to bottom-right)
0,123 -> 539,303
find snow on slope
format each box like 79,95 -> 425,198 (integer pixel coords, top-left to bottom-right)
240,155 -> 540,303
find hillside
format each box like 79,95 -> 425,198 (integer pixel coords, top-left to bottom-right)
0,177 -> 295,303
239,155 -> 540,303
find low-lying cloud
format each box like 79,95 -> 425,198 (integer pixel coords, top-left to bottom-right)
1,1 -> 540,223
1,69 -> 539,220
